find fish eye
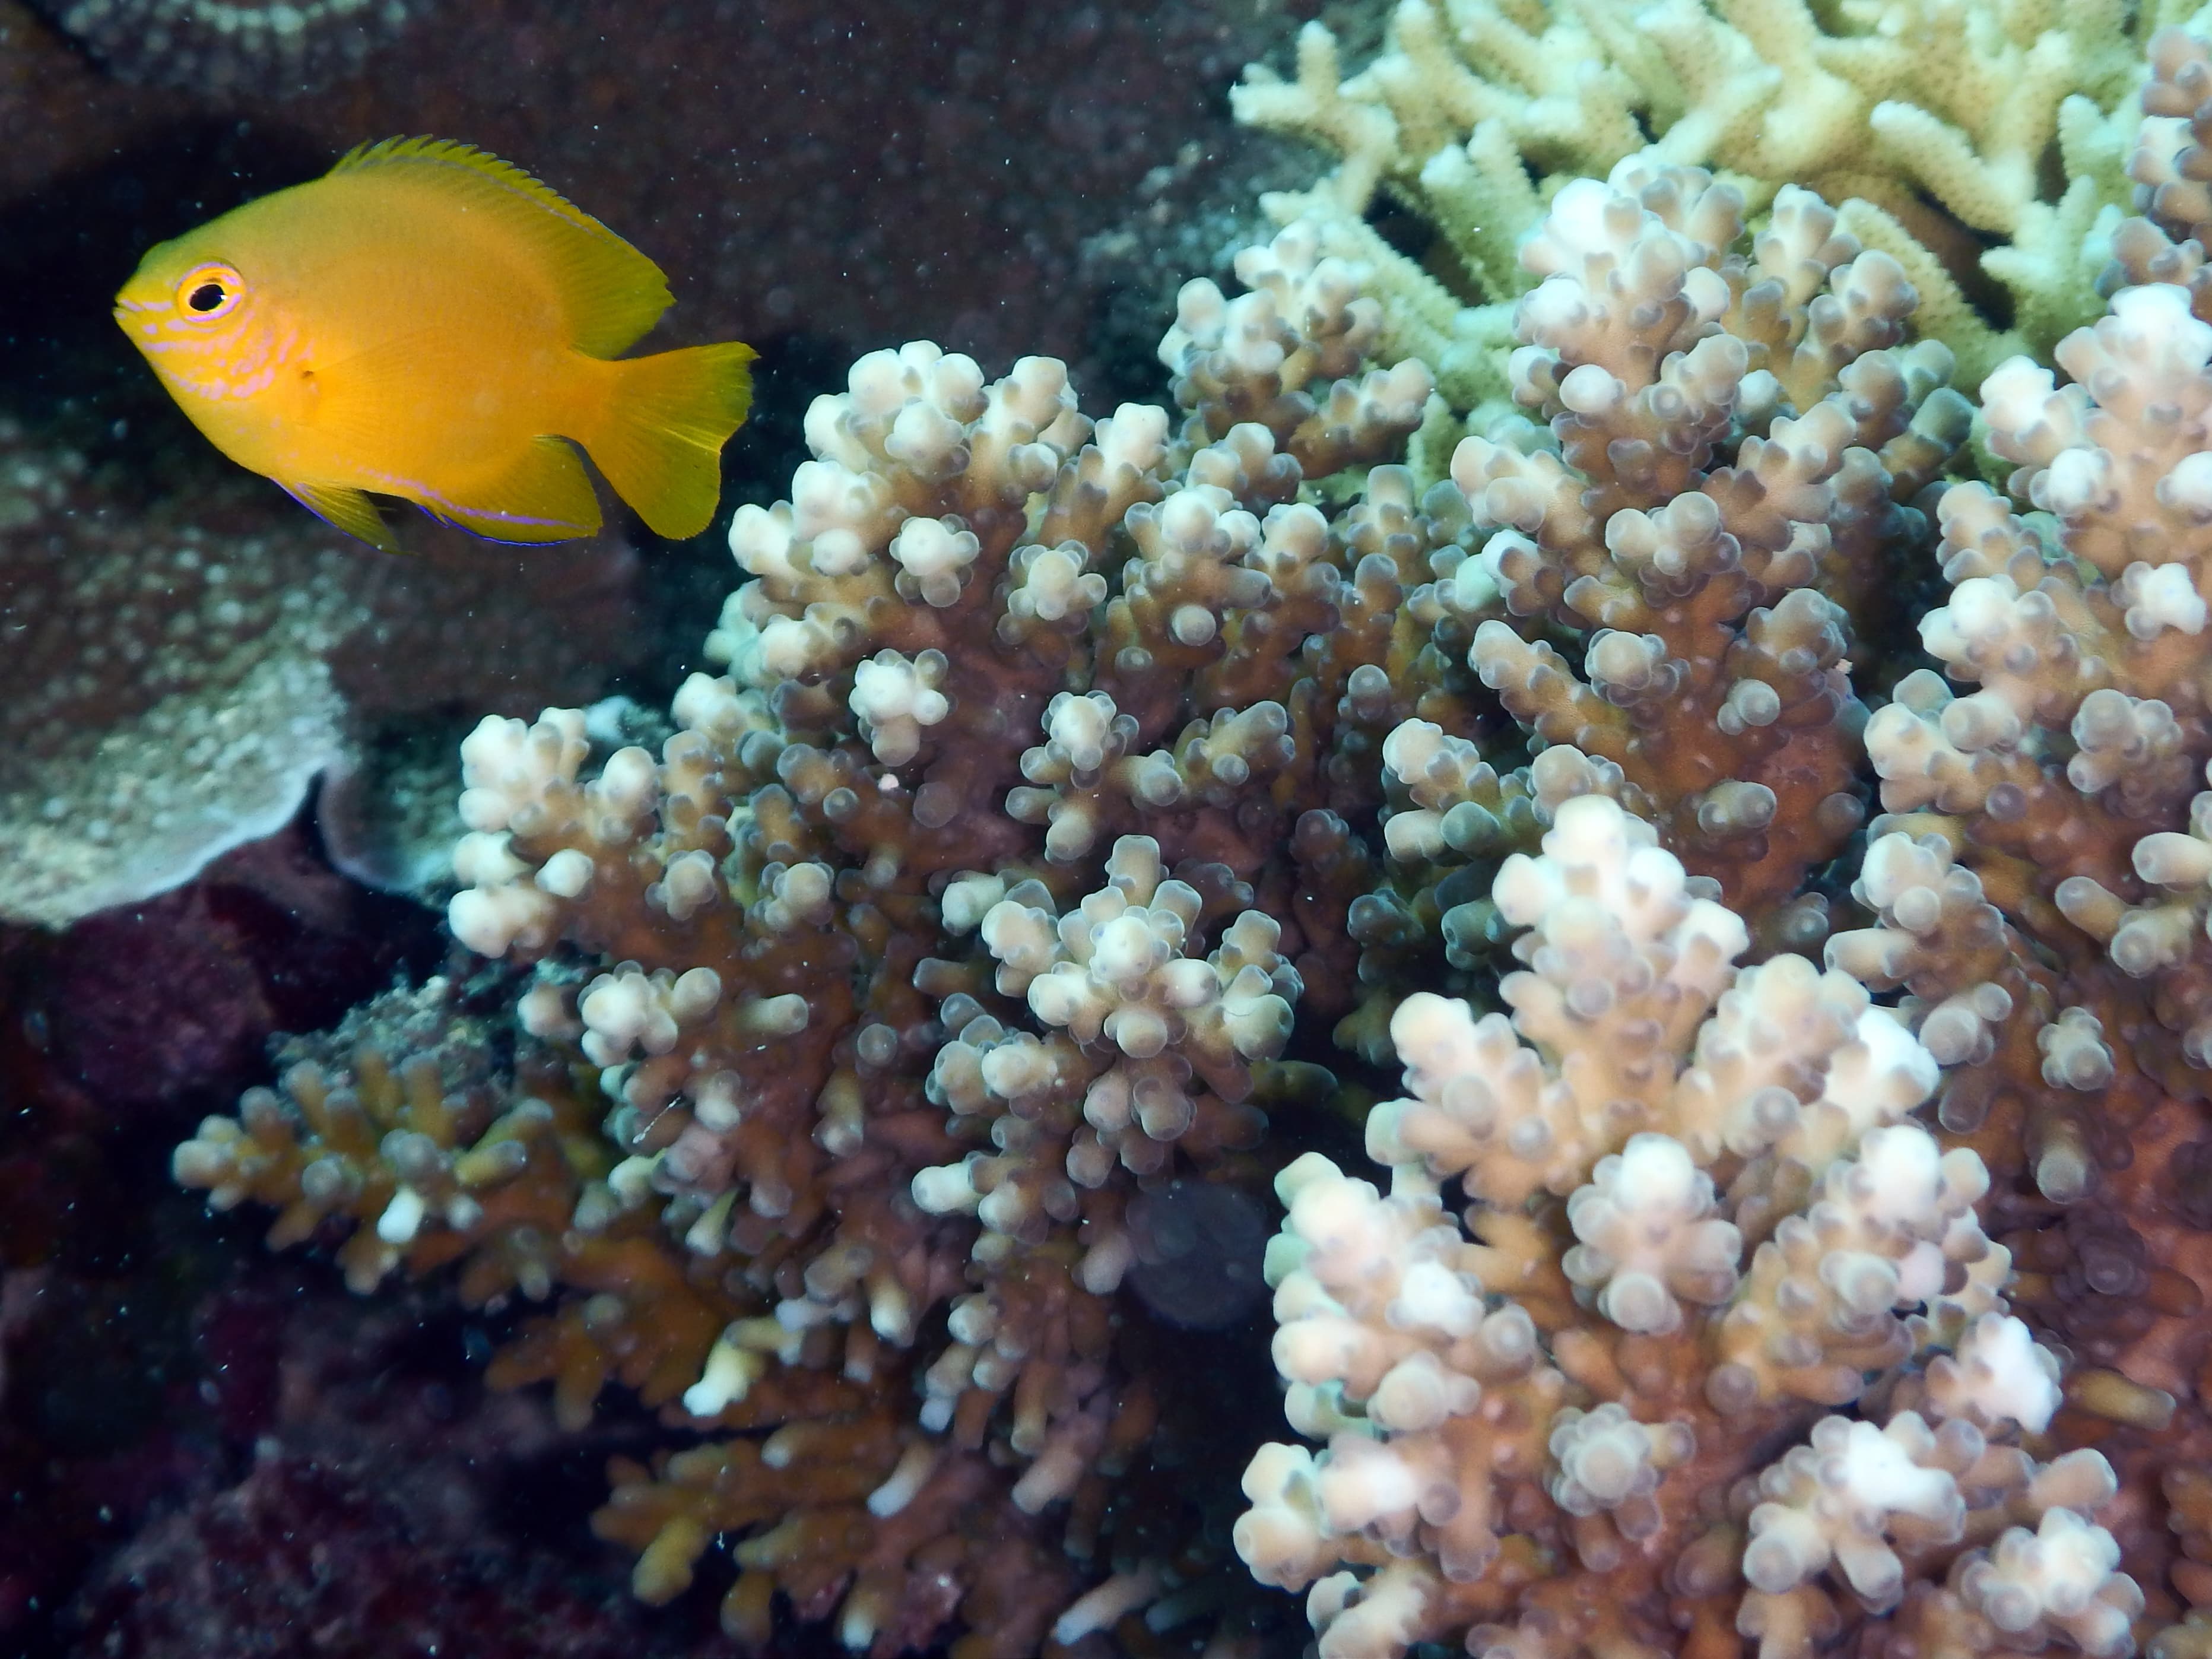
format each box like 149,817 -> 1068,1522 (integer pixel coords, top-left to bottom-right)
174,264 -> 243,321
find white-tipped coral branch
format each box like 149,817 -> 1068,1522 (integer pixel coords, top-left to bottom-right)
1236,794 -> 2124,1659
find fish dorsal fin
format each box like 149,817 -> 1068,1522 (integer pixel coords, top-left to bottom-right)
329,137 -> 671,357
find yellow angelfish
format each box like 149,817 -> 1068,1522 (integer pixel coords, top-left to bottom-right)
115,136 -> 754,550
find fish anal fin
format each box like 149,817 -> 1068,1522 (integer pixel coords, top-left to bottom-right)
328,137 -> 670,357
426,435 -> 604,545
283,480 -> 399,553
585,342 -> 756,541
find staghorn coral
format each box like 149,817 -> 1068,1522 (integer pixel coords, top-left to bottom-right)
2105,25 -> 2212,323
1230,0 -> 2202,406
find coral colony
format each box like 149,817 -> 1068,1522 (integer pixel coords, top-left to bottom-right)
156,1 -> 2212,1655
0,435 -> 635,926
31,0 -> 416,94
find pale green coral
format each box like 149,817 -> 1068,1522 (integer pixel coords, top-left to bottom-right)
1234,0 -> 2212,395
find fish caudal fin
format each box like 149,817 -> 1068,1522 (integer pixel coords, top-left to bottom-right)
586,341 -> 756,541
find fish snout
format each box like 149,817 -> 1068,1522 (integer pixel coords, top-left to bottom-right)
113,293 -> 174,345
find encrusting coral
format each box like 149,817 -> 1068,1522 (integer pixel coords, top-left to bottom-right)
29,0 -> 416,95
163,11 -> 2212,1658
1,423 -> 353,928
0,420 -> 638,927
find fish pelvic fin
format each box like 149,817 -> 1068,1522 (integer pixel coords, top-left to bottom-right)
585,341 -> 756,541
283,479 -> 400,553
423,435 -> 605,544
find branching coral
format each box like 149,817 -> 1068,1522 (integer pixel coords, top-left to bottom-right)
1452,157 -> 1967,913
163,20 -> 2212,1656
1859,252 -> 2212,1157
174,268 -> 1449,1649
1236,797 -> 2133,1659
1287,154 -> 1965,1063
1232,0 -> 2207,402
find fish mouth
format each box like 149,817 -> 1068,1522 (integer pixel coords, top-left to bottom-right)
113,293 -> 179,348
113,291 -> 166,326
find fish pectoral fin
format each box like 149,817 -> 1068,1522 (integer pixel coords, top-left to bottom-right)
427,436 -> 603,545
282,480 -> 400,553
